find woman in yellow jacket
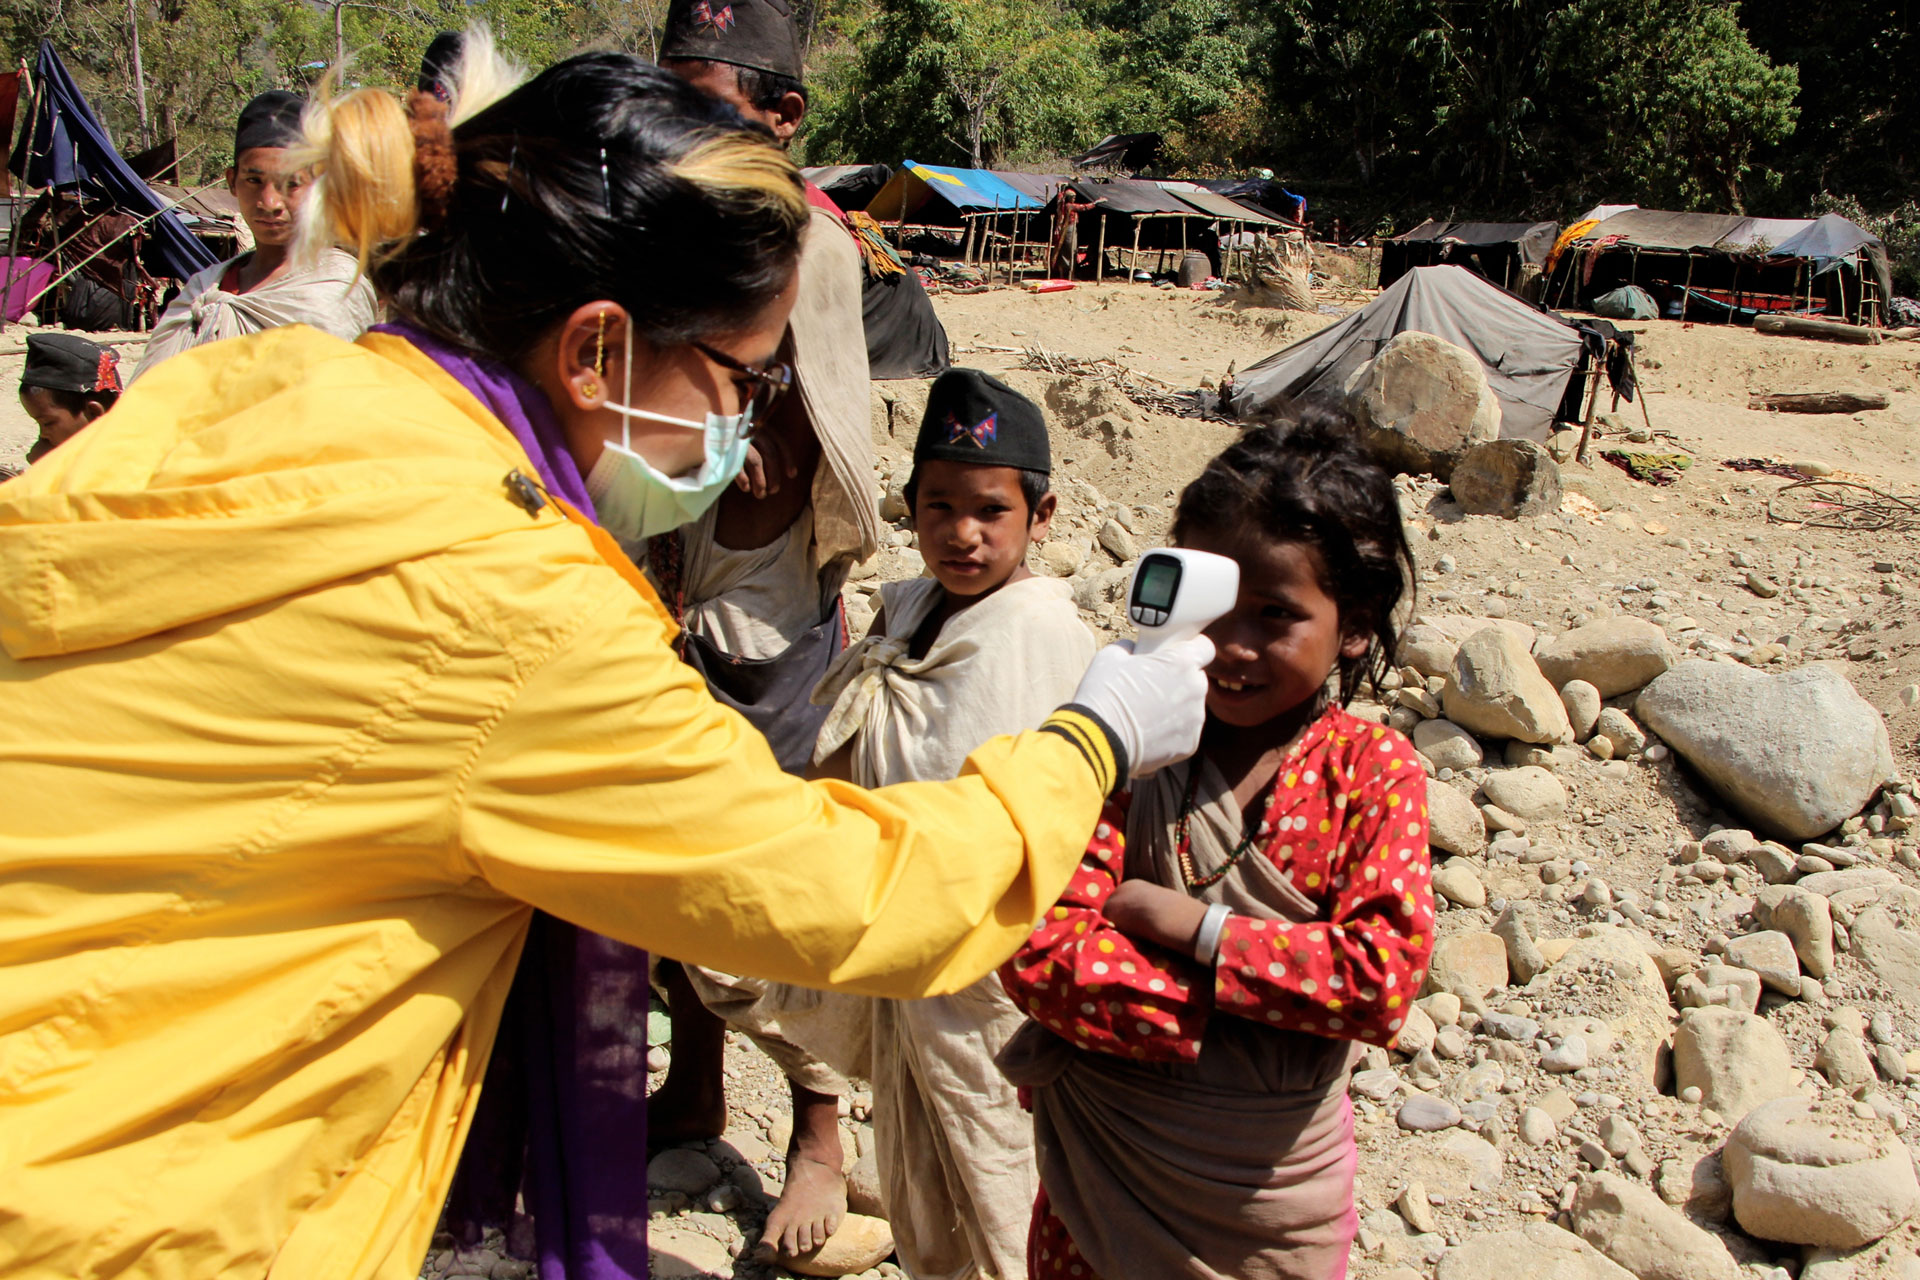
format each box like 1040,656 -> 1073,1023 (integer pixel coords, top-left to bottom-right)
0,46 -> 1213,1280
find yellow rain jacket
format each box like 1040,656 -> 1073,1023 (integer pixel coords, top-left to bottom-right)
0,327 -> 1117,1280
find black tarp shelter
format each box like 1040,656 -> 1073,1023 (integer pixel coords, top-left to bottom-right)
1379,219 -> 1559,290
1230,265 -> 1600,440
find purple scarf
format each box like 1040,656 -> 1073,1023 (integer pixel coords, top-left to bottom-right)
374,321 -> 598,520
386,322 -> 653,1280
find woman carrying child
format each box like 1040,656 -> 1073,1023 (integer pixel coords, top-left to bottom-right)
1001,418 -> 1437,1280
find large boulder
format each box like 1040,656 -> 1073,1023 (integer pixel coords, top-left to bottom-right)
1398,624 -> 1459,678
1536,619 -> 1676,698
1444,627 -> 1574,745
1436,1223 -> 1634,1280
1569,1172 -> 1741,1280
1671,1007 -> 1798,1122
1450,439 -> 1564,518
1346,330 -> 1502,481
1848,899 -> 1920,994
1635,661 -> 1895,840
1725,1098 -> 1920,1248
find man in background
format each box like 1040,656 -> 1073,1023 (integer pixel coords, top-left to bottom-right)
132,90 -> 377,381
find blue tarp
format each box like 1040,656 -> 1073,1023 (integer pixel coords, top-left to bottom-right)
8,40 -> 218,278
897,161 -> 1047,213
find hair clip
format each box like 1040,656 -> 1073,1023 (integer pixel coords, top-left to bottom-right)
599,147 -> 612,216
500,142 -> 517,213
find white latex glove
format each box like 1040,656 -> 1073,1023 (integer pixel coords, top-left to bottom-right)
1066,635 -> 1215,779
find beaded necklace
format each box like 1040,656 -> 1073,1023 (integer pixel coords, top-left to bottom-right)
1173,760 -> 1285,893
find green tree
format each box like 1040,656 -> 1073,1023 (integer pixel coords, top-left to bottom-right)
806,0 -> 1105,167
1568,0 -> 1798,210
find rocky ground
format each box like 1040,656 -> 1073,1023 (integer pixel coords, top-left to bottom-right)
8,274 -> 1920,1280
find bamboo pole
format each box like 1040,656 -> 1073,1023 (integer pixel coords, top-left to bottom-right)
1095,213 -> 1107,284
1680,253 -> 1695,322
1130,218 -> 1142,282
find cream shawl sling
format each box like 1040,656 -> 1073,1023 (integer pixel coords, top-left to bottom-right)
998,754 -> 1360,1280
132,247 -> 379,382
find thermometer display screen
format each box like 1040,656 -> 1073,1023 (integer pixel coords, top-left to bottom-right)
1135,559 -> 1180,610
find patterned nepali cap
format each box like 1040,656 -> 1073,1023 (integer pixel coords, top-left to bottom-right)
21,333 -> 121,396
913,367 -> 1050,475
660,0 -> 804,80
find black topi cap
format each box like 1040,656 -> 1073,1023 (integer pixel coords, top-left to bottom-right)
661,0 -> 804,81
234,90 -> 306,159
418,31 -> 464,101
914,368 -> 1050,475
21,333 -> 120,396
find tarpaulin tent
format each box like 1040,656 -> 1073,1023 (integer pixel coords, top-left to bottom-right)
1049,177 -> 1222,281
1229,265 -> 1590,441
8,40 -> 217,280
1069,133 -> 1163,173
1545,207 -> 1890,325
1154,181 -> 1288,227
1200,178 -> 1306,224
866,160 -> 1049,224
801,163 -> 893,213
1378,219 -> 1559,290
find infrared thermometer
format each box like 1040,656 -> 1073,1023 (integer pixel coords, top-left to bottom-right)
1126,549 -> 1240,654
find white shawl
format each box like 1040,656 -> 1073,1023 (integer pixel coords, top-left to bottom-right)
812,575 -> 1096,787
132,247 -> 379,382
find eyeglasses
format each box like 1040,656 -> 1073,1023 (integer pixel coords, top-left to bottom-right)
691,340 -> 793,427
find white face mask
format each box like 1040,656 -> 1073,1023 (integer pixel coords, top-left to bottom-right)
585,319 -> 755,545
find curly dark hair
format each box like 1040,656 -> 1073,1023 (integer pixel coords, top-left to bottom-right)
1171,410 -> 1415,706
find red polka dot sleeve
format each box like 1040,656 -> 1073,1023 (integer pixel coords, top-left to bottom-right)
1001,805 -> 1213,1062
1212,728 -> 1436,1046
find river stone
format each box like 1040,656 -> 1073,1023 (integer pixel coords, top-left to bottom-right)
1427,932 -> 1508,999
1451,439 -> 1563,518
1816,1028 -> 1876,1091
1432,860 -> 1488,909
1672,1006 -> 1798,1122
1726,1098 -> 1920,1248
1436,1223 -> 1634,1280
1493,904 -> 1547,983
1570,1171 -> 1741,1280
1399,624 -> 1460,678
1481,765 -> 1568,822
785,1214 -> 897,1278
1724,930 -> 1802,995
1849,902 -> 1920,995
1414,718 -> 1485,771
1561,679 -> 1603,740
1395,1002 -> 1438,1056
1764,887 -> 1836,978
1635,661 -> 1895,840
1428,782 -> 1488,856
1537,618 -> 1676,698
648,1148 -> 723,1195
650,1224 -> 736,1278
1592,707 -> 1647,757
1349,330 -> 1502,480
1398,1095 -> 1463,1132
1444,627 -> 1575,744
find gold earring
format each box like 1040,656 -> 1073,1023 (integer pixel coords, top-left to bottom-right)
581,379 -> 600,400
594,310 -> 608,379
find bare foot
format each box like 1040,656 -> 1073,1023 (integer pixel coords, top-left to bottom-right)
757,1152 -> 848,1259
646,962 -> 727,1150
753,1087 -> 847,1260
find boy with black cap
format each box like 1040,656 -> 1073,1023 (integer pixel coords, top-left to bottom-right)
132,90 -> 378,382
15,333 -> 122,466
809,369 -> 1095,1280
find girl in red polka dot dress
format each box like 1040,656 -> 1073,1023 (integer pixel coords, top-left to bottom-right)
997,419 -> 1436,1280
